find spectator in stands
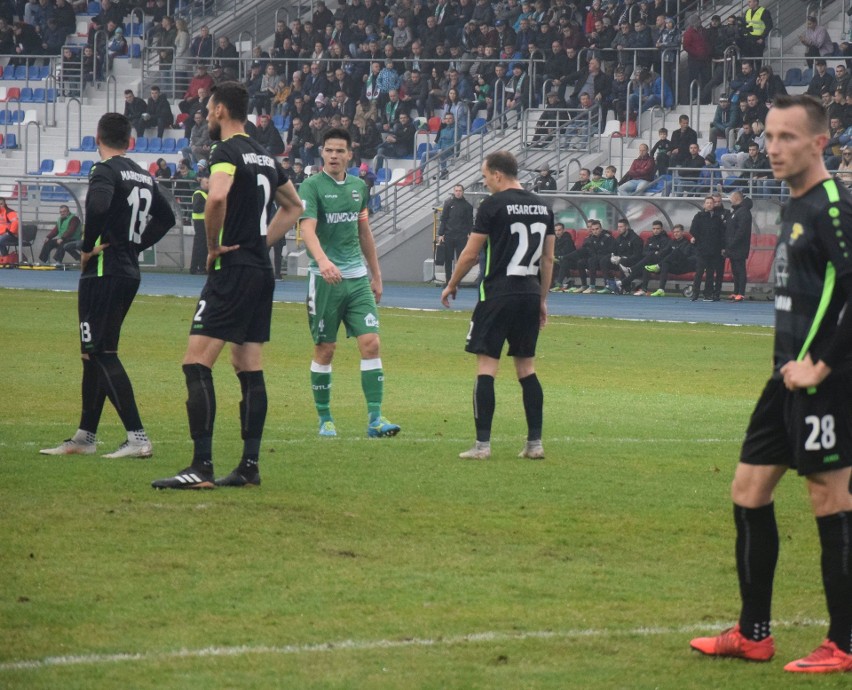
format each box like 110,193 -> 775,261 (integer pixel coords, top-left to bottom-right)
730,60 -> 758,103
629,16 -> 655,73
153,15 -> 177,70
655,16 -> 679,88
669,114 -> 698,167
379,88 -> 406,131
154,157 -> 172,184
743,91 -> 768,126
696,151 -> 722,197
806,59 -> 836,97
651,126 -> 671,175
189,24 -> 212,63
582,165 -> 606,193
732,141 -> 771,196
504,62 -> 531,117
94,0 -> 122,30
690,195 -> 725,301
0,197 -> 19,257
104,24 -> 126,69
42,17 -> 67,57
835,64 -> 851,95
570,167 -> 591,191
566,56 -> 612,113
123,88 -> 147,136
837,145 -> 852,186
708,94 -> 738,153
682,13 -> 711,98
11,20 -> 40,67
286,116 -> 313,163
723,190 -> 752,301
799,15 -> 834,69
250,63 -> 283,116
609,65 -> 629,120
421,112 -> 459,180
179,64 -> 213,115
52,0 -> 75,37
443,88 -> 469,135
374,110 -> 415,170
139,85 -> 173,138
254,114 -> 285,156
753,64 -> 786,105
376,58 -> 402,104
739,0 -> 772,62
618,143 -> 656,195
628,67 -> 673,119
527,89 -> 567,147
611,20 -> 633,70
639,223 -> 695,296
174,158 -> 196,183
173,18 -> 190,75
672,142 -> 705,196
623,220 -> 671,294
0,18 -> 13,55
182,108 -> 210,163
38,205 -> 80,265
533,164 -> 556,192
213,34 -> 238,80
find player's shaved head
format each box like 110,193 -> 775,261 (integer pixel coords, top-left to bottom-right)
771,94 -> 828,135
96,112 -> 131,150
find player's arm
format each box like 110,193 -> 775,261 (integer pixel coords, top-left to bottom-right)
137,186 -> 176,252
441,231 -> 487,307
781,272 -> 852,390
358,212 -> 383,302
80,166 -> 115,269
203,168 -> 240,272
266,179 -> 302,247
300,217 -> 341,283
538,233 -> 556,328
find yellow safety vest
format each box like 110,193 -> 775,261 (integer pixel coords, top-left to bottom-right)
745,7 -> 766,37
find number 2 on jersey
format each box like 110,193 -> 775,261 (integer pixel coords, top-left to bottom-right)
127,186 -> 152,244
507,222 -> 546,276
257,174 -> 271,235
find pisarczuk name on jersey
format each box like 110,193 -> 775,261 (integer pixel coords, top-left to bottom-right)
241,152 -> 277,168
507,203 -> 548,216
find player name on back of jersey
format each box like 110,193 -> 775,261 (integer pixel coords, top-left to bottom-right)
506,203 -> 549,216
120,170 -> 153,185
241,152 -> 277,168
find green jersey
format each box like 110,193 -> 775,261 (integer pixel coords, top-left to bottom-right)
299,171 -> 369,278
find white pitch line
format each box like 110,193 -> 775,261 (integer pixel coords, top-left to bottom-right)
0,618 -> 827,672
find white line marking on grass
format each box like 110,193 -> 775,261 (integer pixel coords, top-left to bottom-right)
0,618 -> 827,672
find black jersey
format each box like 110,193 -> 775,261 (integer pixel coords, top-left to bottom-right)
81,155 -> 172,280
473,187 -> 555,300
208,133 -> 289,270
773,177 -> 852,373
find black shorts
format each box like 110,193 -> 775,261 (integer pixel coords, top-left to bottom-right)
465,293 -> 541,359
78,275 -> 140,354
189,265 -> 274,344
741,373 -> 852,476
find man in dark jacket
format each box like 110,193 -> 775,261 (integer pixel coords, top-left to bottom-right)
639,223 -> 696,295
609,218 -> 643,293
564,218 -> 615,292
123,88 -> 147,137
723,191 -> 753,301
551,222 -> 577,290
140,85 -> 173,138
254,114 -> 285,155
374,111 -> 415,170
690,195 -> 726,301
622,220 -> 671,294
436,184 -> 474,285
669,114 -> 698,167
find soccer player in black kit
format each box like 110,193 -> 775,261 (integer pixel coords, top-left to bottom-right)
441,151 -> 555,460
41,113 -> 176,458
152,82 -> 303,490
691,95 -> 852,674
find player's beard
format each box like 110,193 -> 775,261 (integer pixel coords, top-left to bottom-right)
209,122 -> 221,141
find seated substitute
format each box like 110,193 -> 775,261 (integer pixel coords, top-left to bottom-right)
39,205 -> 82,264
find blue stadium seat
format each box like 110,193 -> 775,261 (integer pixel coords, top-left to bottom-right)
81,135 -> 96,151
375,167 -> 391,183
415,142 -> 429,159
470,117 -> 487,134
148,137 -> 162,153
801,68 -> 813,85
644,174 -> 671,195
13,65 -> 27,80
0,111 -> 6,125
37,66 -> 49,80
347,166 -> 359,176
87,0 -> 100,13
130,44 -> 141,59
134,136 -> 149,152
4,133 -> 16,149
162,137 -> 176,153
45,88 -> 56,102
167,162 -> 176,176
175,137 -> 188,148
368,193 -> 381,213
78,160 -> 94,176
33,159 -> 54,175
18,87 -> 33,102
31,88 -> 44,101
9,110 -> 24,123
2,69 -> 14,80
272,114 -> 284,130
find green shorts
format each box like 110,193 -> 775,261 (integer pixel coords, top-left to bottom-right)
306,273 -> 380,344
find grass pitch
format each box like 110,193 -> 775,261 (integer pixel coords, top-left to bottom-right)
0,288 -> 847,689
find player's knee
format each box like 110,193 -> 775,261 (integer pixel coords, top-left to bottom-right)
314,342 -> 336,365
806,470 -> 852,516
357,334 -> 380,359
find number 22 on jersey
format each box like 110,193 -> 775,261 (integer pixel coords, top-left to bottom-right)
507,221 -> 546,276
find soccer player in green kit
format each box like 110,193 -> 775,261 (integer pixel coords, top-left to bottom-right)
298,128 -> 400,438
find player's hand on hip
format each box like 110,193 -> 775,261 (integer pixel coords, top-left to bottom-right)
780,353 -> 830,391
205,244 -> 239,272
370,275 -> 383,303
319,258 -> 342,284
81,242 -> 109,271
441,285 -> 456,308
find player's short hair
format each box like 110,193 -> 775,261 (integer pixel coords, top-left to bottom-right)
771,94 -> 829,135
322,126 -> 352,148
484,150 -> 518,178
617,217 -> 629,225
97,112 -> 131,149
672,223 -> 684,232
209,81 -> 249,122
587,218 -> 602,228
652,220 -> 663,227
